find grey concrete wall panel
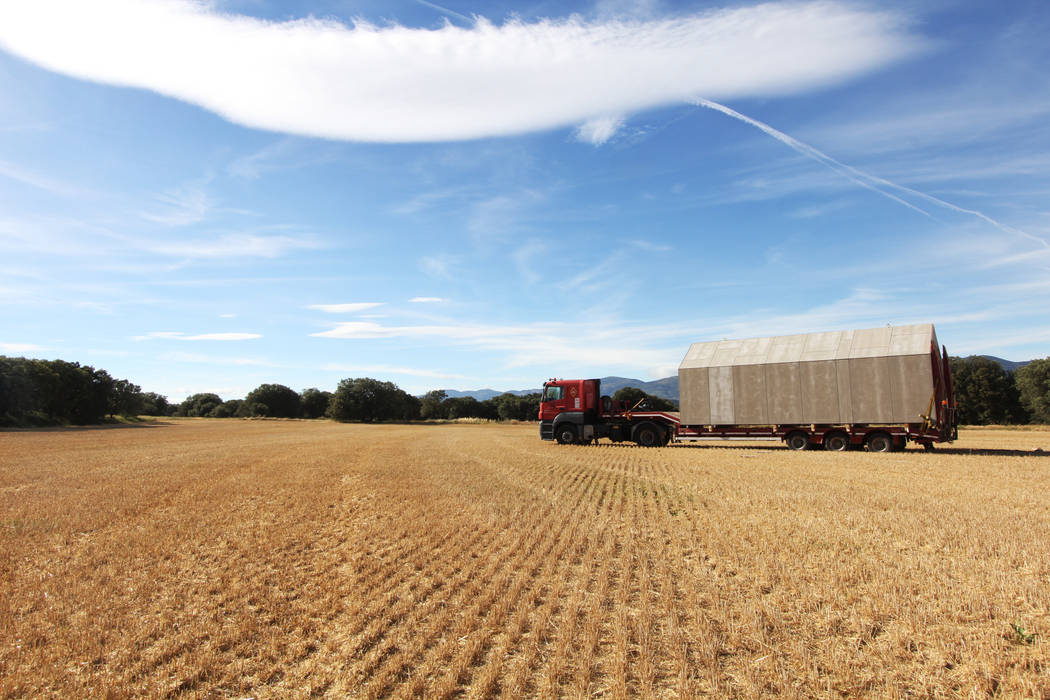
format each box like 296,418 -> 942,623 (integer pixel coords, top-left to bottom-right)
835,331 -> 855,360
800,331 -> 843,362
681,342 -> 716,369
709,366 -> 735,424
768,334 -> 807,364
800,360 -> 840,423
835,359 -> 853,424
733,363 -> 768,424
766,363 -> 803,423
892,354 -> 934,421
678,324 -> 938,426
711,340 -> 744,368
850,326 -> 892,359
850,357 -> 896,422
678,368 -> 710,425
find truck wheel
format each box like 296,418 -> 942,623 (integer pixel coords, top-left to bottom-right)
785,431 -> 810,451
634,423 -> 662,447
865,432 -> 894,453
823,431 -> 850,452
555,425 -> 577,445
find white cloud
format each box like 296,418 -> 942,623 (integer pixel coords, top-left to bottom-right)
0,159 -> 85,197
308,319 -> 682,373
307,302 -> 384,313
575,115 -> 625,145
409,297 -> 446,303
160,351 -> 274,366
0,342 -> 45,352
420,254 -> 458,279
149,232 -> 320,258
0,1 -> 924,142
133,331 -> 261,341
629,239 -> 671,252
320,363 -> 465,379
140,183 -> 212,226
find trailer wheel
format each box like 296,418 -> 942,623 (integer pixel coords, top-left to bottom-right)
785,431 -> 810,451
555,424 -> 577,445
864,432 -> 894,453
634,423 -> 662,447
823,431 -> 850,452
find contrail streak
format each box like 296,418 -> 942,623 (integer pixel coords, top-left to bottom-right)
693,98 -> 1049,250
414,0 -> 474,24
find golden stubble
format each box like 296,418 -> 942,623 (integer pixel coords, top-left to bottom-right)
0,420 -> 1047,698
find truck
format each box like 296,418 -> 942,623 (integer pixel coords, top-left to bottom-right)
539,323 -> 957,452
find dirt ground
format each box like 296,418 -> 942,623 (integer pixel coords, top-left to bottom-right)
1,420 -> 1047,698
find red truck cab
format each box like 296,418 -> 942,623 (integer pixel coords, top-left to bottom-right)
538,378 -> 599,421
539,378 -> 675,446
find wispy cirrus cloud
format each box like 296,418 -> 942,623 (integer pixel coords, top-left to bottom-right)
307,302 -> 384,313
0,159 -> 85,197
409,297 -> 447,303
148,232 -> 321,259
0,1 -> 924,143
140,183 -> 213,227
0,342 -> 45,352
159,351 -> 275,366
133,331 -> 262,341
320,363 -> 466,379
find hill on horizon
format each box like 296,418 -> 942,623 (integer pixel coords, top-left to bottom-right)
439,376 -> 680,402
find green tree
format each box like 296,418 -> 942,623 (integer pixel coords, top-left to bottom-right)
950,356 -> 1025,424
300,388 -> 333,419
243,384 -> 301,418
493,392 -> 541,421
209,399 -> 243,418
444,396 -> 482,419
420,390 -> 449,420
328,378 -> 419,422
177,393 -> 224,417
0,356 -> 38,423
108,379 -> 143,417
1015,358 -> 1050,424
139,392 -> 172,416
613,387 -> 677,412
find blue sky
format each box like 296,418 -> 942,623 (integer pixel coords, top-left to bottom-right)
1,0 -> 1048,401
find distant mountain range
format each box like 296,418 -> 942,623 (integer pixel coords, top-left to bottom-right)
441,376 -> 681,402
439,357 -> 1032,402
981,356 -> 1030,372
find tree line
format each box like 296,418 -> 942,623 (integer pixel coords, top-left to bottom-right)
949,356 -> 1050,424
175,382 -> 546,422
0,357 -> 168,426
4,354 -> 1049,427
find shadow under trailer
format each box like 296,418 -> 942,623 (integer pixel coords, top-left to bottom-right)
539,324 -> 957,452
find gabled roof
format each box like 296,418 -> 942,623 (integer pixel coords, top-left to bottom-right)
679,324 -> 936,370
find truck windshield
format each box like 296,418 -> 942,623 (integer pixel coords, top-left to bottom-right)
542,386 -> 563,402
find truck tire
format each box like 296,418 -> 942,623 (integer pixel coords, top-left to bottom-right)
823,431 -> 850,452
785,431 -> 810,451
633,423 -> 662,447
555,424 -> 577,445
864,432 -> 894,453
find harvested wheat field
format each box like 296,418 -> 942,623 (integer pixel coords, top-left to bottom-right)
1,420 -> 1048,698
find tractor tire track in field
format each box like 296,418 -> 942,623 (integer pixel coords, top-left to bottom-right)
2,421 -> 1049,698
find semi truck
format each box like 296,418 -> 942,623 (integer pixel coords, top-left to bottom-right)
539,323 -> 957,452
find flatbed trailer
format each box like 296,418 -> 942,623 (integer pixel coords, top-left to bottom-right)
539,324 -> 957,452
